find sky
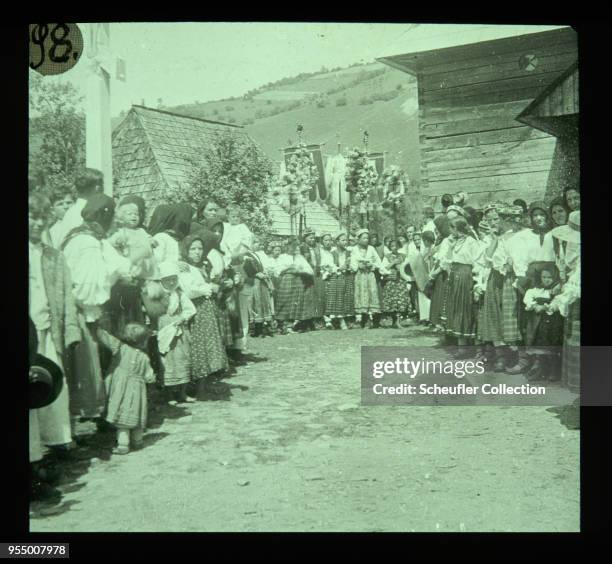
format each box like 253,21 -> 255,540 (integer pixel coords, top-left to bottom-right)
34,22 -> 416,117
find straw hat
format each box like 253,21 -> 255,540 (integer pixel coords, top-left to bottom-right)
551,211 -> 580,244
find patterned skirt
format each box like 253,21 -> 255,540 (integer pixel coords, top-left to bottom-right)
429,271 -> 448,328
313,276 -> 327,318
477,269 -> 504,342
191,297 -> 229,378
354,271 -> 381,314
325,272 -> 355,317
214,299 -> 235,348
501,273 -> 521,344
105,371 -> 147,429
158,313 -> 191,387
251,278 -> 274,323
275,273 -> 315,321
562,299 -> 580,392
382,278 -> 411,314
445,263 -> 476,338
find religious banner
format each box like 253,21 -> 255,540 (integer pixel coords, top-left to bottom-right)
284,144 -> 326,202
367,152 -> 385,211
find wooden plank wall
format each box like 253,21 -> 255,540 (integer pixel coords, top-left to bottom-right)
415,28 -> 577,210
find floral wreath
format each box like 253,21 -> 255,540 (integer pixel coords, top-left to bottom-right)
344,147 -> 379,211
271,145 -> 319,214
381,165 -> 407,206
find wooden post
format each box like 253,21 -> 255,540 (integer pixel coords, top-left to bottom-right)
393,202 -> 398,243
85,23 -> 113,196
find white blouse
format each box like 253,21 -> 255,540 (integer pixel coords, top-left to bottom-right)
178,264 -> 212,300
349,245 -> 382,272
440,236 -> 484,269
504,230 -> 555,277
153,232 -> 180,265
63,233 -> 132,322
276,253 -> 314,276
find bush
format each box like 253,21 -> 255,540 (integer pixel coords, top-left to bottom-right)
225,105 -> 234,112
359,96 -> 373,105
254,109 -> 266,119
267,100 -> 272,105
336,97 -> 347,107
213,109 -> 219,115
227,117 -> 237,124
396,84 -> 403,90
316,100 -> 326,108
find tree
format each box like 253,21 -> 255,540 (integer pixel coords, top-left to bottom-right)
174,129 -> 274,238
29,73 -> 85,191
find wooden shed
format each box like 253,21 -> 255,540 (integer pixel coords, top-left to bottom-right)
377,25 -> 578,209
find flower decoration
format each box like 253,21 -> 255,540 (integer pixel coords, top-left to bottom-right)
273,144 -> 319,214
381,165 -> 408,206
344,147 -> 379,212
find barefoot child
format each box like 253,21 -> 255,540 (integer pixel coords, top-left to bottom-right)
97,323 -> 156,454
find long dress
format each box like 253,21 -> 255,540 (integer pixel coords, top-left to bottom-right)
97,329 -> 155,430
381,254 -> 411,314
350,245 -> 382,314
442,237 -> 484,339
179,263 -> 229,378
429,237 -> 452,329
157,289 -> 196,387
325,248 -> 354,318
244,251 -> 274,323
275,253 -> 315,321
62,232 -> 132,417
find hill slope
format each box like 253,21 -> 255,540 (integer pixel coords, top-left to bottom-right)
163,62 -> 421,181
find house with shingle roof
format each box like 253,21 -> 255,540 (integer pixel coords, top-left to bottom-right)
112,105 -> 338,235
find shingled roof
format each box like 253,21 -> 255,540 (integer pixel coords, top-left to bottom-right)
112,105 -> 339,233
112,105 -> 249,212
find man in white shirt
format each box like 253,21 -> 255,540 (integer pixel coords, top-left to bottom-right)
54,168 -> 104,248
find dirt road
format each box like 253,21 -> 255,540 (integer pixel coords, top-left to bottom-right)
30,325 -> 580,532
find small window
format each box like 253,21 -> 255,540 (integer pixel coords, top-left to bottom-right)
519,54 -> 539,71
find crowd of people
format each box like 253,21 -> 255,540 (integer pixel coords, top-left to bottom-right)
28,169 -> 581,500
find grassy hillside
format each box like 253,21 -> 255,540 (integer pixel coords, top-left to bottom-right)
161,62 -> 421,182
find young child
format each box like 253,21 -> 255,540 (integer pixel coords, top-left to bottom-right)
97,323 -> 156,455
523,265 -> 564,382
156,262 -> 197,405
380,240 -> 412,328
222,205 -> 254,260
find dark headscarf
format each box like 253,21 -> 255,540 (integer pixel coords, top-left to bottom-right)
528,201 -> 549,244
549,197 -> 569,227
433,215 -> 450,240
62,194 -> 115,248
183,228 -> 222,258
118,195 -> 146,227
148,203 -> 192,240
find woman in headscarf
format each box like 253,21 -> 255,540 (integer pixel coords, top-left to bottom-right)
428,214 -> 452,333
106,195 -> 155,336
148,203 -> 192,264
178,232 -> 229,394
475,204 -> 505,361
202,217 -> 245,361
504,201 -> 556,375
441,217 -> 484,354
324,232 -> 354,330
274,238 -> 316,334
549,211 -> 580,392
62,194 -> 133,420
349,228 -> 383,329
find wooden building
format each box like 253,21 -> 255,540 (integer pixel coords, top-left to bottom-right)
112,105 -> 338,234
377,25 -> 578,209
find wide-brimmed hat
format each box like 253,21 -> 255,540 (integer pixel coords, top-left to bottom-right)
302,228 -> 316,238
551,211 -> 580,244
29,353 -> 63,409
